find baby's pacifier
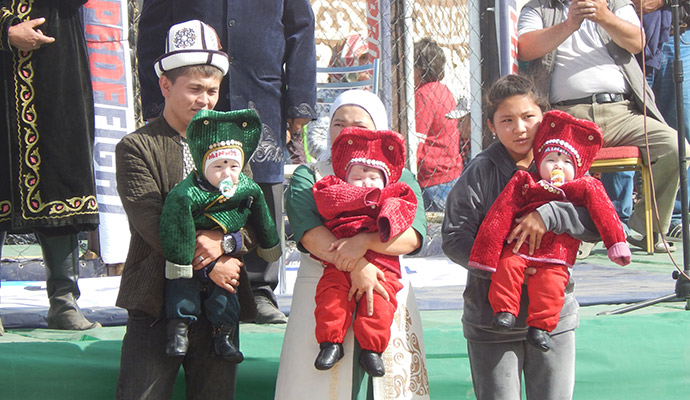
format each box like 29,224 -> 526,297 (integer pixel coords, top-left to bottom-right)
550,169 -> 565,187
219,178 -> 237,198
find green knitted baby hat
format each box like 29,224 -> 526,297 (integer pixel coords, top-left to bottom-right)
186,109 -> 262,178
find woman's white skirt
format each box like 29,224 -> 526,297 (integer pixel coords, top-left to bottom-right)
275,254 -> 430,400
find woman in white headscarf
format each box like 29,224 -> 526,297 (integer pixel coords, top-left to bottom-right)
276,90 -> 430,400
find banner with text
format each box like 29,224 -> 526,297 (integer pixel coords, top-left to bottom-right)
83,0 -> 133,264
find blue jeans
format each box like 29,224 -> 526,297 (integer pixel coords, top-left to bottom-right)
165,272 -> 240,328
600,171 -> 633,235
651,30 -> 690,228
422,178 -> 459,212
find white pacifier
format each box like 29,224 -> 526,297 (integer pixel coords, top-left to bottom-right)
219,178 -> 237,198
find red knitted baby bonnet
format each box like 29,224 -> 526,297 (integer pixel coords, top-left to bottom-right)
533,109 -> 603,179
331,127 -> 406,185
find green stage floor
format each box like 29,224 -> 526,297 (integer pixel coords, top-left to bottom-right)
0,303 -> 688,399
2,237 -> 689,398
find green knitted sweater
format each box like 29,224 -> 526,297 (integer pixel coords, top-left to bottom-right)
160,172 -> 281,267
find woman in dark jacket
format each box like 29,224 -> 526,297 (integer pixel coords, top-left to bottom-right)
442,74 -> 599,400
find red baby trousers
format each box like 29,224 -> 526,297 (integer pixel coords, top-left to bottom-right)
314,266 -> 403,353
489,249 -> 570,332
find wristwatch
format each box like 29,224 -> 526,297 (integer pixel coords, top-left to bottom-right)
222,231 -> 242,255
222,233 -> 237,254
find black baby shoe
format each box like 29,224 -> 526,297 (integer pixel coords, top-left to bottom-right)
315,342 -> 344,370
526,326 -> 551,352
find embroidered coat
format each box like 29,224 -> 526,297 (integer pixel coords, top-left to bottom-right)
137,0 -> 317,184
0,0 -> 98,232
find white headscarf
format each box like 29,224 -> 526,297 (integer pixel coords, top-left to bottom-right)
320,90 -> 389,162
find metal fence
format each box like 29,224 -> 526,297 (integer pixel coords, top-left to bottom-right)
312,0 -> 477,217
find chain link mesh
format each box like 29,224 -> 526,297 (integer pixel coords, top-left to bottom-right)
1,234 -> 41,263
0,232 -> 105,281
130,0 -> 144,128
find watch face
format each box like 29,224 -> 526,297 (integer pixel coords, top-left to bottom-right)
223,235 -> 236,253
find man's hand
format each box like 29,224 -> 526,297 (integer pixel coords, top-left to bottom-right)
631,0 -> 666,14
348,261 -> 389,316
8,18 -> 55,51
193,230 -> 224,270
507,211 -> 546,255
565,0 -> 594,31
581,0 -> 616,25
287,117 -> 310,134
579,0 -> 644,53
208,255 -> 243,294
519,0 -> 596,60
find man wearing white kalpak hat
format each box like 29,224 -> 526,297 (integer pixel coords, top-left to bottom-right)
115,21 -> 250,398
137,0 -> 317,325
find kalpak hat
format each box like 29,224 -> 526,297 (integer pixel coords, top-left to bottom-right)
155,20 -> 229,78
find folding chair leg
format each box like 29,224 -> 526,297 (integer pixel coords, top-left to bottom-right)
642,166 -> 654,255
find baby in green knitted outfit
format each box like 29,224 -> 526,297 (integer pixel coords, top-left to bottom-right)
159,108 -> 281,363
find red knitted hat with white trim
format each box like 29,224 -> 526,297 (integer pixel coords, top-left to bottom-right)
331,127 -> 406,185
533,110 -> 603,179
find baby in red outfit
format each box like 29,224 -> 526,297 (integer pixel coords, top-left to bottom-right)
311,127 -> 417,377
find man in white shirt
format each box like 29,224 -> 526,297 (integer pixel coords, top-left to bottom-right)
519,0 -> 685,249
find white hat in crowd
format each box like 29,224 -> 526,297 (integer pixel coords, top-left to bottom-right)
329,89 -> 389,131
154,20 -> 229,78
318,89 -> 389,162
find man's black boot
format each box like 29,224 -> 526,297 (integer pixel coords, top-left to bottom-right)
38,232 -> 101,330
254,294 -> 287,324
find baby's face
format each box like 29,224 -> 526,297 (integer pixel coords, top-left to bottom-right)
206,158 -> 241,188
346,164 -> 385,189
539,151 -> 575,185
